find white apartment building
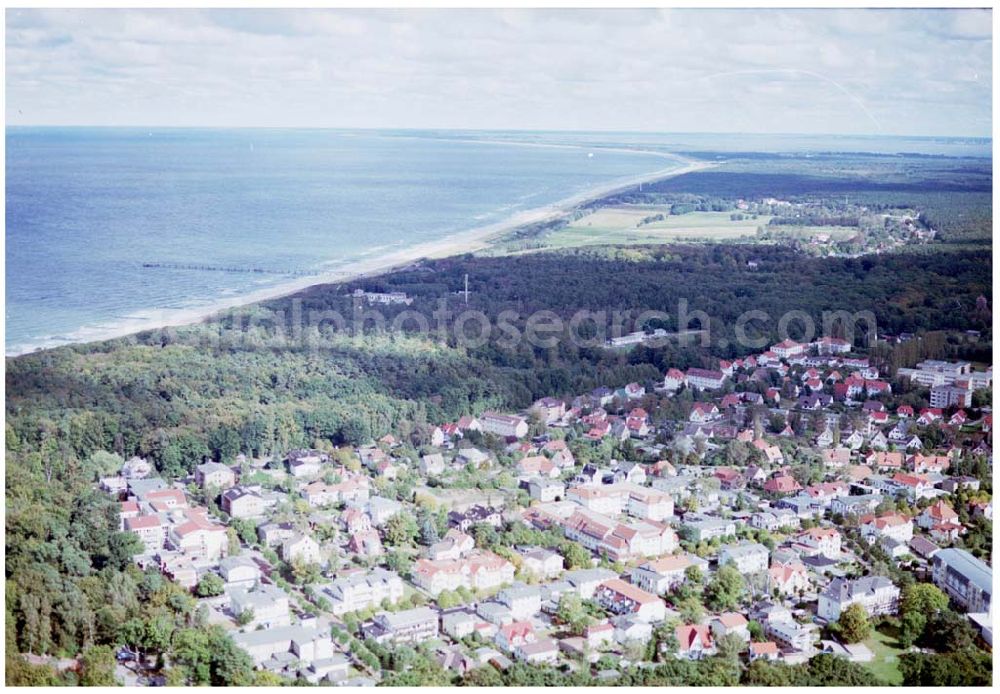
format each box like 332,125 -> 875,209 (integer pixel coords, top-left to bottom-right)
818,576 -> 900,622
323,568 -> 405,616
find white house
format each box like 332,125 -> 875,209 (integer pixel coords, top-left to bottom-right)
519,548 -> 564,579
480,412 -> 529,439
282,533 -> 321,565
860,512 -> 913,544
219,556 -> 261,589
233,625 -> 333,668
686,368 -> 726,391
196,461 -> 236,490
630,555 -> 692,595
593,579 -> 666,623
718,541 -> 769,574
675,624 -> 715,659
768,561 -> 810,596
230,583 -> 291,629
498,583 -> 542,621
818,576 -> 900,622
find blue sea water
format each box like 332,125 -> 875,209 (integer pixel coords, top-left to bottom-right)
5,128 -> 990,354
5,127 -> 673,353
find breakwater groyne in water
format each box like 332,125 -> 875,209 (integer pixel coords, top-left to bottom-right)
141,262 -> 317,277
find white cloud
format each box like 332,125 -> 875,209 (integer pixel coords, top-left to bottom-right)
4,8 -> 992,136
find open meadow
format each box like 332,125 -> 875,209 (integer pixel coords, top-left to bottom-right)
520,207 -> 858,250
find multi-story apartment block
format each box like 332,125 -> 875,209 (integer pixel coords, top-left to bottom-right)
718,541 -> 769,574
366,606 -> 440,645
818,576 -> 899,622
323,568 -> 405,616
932,548 -> 992,614
480,412 -> 529,439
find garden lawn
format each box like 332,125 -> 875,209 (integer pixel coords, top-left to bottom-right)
862,626 -> 906,685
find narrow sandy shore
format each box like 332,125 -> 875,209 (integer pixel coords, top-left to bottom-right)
8,155 -> 711,356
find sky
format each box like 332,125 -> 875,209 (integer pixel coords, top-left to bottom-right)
4,8 -> 993,136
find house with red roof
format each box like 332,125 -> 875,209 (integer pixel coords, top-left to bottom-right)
625,414 -> 651,437
891,472 -> 934,502
586,421 -> 612,441
663,368 -> 686,391
714,467 -> 745,490
119,500 -> 140,529
772,340 -> 806,359
495,621 -> 535,652
169,513 -> 228,561
843,374 -> 865,398
752,439 -> 784,465
710,612 -> 750,641
769,561 -> 810,596
630,555 -> 692,595
125,514 -> 165,553
440,422 -> 462,440
820,448 -> 851,468
918,408 -> 943,426
144,488 -> 188,510
908,454 -> 950,474
917,501 -> 959,530
749,641 -> 780,662
517,455 -> 558,479
860,512 -> 913,544
929,522 -> 965,543
864,380 -> 891,396
593,578 -> 666,623
794,527 -> 842,558
342,508 -> 373,535
803,481 -> 849,506
689,402 -> 721,422
456,415 -> 482,432
675,624 -> 715,659
865,451 -> 904,471
349,529 -> 383,557
763,475 -> 801,495
869,410 -> 889,426
720,393 -> 741,410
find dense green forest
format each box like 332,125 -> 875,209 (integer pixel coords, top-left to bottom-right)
7,244 -> 992,471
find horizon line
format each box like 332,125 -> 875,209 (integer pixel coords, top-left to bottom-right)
4,124 -> 992,141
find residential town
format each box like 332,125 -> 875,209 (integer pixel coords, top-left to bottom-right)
103,336 -> 993,685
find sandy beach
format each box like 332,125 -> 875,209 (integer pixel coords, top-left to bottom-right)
8,154 -> 711,356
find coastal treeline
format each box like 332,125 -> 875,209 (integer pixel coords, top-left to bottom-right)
7,243 -> 991,470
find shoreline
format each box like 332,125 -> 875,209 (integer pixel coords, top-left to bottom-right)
7,154 -> 711,358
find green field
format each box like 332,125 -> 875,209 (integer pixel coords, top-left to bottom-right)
861,626 -> 906,685
523,207 -> 857,250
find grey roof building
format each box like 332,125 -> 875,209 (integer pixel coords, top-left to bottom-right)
818,576 -> 899,622
932,548 -> 992,614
